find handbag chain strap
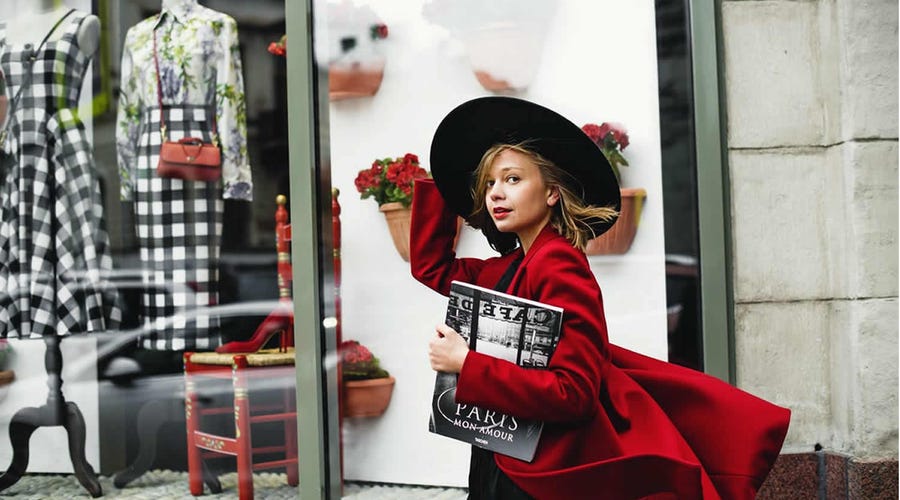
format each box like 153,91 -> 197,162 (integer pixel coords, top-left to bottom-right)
153,18 -> 219,148
0,8 -> 76,148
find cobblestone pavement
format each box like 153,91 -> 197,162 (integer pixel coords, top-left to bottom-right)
0,470 -> 468,499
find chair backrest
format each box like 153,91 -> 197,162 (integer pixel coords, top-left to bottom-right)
274,190 -> 342,340
332,188 -> 342,343
275,194 -> 292,303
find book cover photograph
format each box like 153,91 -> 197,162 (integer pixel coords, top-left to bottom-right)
429,281 -> 563,462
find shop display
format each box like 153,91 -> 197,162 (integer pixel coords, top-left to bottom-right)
116,0 -> 252,351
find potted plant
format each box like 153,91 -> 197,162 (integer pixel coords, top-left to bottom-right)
340,340 -> 394,418
327,0 -> 389,100
354,153 -> 429,261
581,122 -> 647,255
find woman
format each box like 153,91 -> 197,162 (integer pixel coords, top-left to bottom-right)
411,96 -> 790,499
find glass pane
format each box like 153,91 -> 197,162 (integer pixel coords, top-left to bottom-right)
0,0 -> 298,497
311,0 -> 705,494
656,0 -> 703,370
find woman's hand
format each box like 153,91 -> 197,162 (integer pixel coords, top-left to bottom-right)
429,324 -> 469,373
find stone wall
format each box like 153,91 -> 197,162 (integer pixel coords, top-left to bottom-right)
720,0 -> 898,492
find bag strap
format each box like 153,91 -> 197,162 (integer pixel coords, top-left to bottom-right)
494,254 -> 523,293
153,19 -> 219,147
0,8 -> 76,147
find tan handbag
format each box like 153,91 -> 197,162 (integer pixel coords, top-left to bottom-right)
157,137 -> 222,181
153,28 -> 222,182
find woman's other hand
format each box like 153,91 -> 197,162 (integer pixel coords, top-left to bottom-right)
429,324 -> 469,373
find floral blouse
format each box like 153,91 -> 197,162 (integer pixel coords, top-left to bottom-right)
116,2 -> 252,201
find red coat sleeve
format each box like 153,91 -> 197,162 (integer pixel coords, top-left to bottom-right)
457,235 -> 610,424
410,178 -> 491,295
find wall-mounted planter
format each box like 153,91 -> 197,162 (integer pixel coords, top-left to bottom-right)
343,376 -> 395,418
329,59 -> 385,101
585,188 -> 647,255
379,202 -> 464,262
379,202 -> 412,261
462,23 -> 548,93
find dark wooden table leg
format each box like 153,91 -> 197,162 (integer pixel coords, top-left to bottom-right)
114,397 -> 221,493
0,336 -> 102,497
113,398 -> 168,488
0,406 -> 41,491
65,401 -> 102,497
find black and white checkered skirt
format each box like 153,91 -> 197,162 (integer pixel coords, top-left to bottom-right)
0,108 -> 122,337
133,105 -> 223,351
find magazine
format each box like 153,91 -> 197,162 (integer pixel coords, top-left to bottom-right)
428,280 -> 564,462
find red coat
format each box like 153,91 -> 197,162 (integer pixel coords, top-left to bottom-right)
410,179 -> 790,500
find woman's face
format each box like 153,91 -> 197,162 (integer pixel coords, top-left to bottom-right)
484,149 -> 559,251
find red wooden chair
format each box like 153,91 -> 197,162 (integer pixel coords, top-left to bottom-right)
182,195 -> 299,499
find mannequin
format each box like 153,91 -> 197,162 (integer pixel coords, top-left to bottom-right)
113,0 -> 251,488
116,0 -> 252,350
0,3 -> 119,496
3,0 -> 99,57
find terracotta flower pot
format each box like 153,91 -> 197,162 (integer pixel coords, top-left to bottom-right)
329,60 -> 385,101
379,202 -> 464,262
379,202 -> 412,261
343,376 -> 395,418
585,188 -> 647,255
462,17 -> 555,93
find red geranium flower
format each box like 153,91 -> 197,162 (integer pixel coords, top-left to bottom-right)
267,35 -> 287,57
354,153 -> 430,207
582,121 -> 630,183
370,23 -> 389,40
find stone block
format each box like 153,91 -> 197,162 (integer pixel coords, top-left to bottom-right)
756,453 -> 818,500
735,301 -> 838,447
837,0 -> 899,140
848,458 -> 899,499
723,1 -> 838,147
851,298 -> 899,455
844,141 -> 899,297
730,147 -> 848,302
826,452 -> 849,499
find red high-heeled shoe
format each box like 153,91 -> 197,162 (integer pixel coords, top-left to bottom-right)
216,304 -> 294,353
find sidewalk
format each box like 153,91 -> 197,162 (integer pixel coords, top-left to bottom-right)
0,470 -> 468,499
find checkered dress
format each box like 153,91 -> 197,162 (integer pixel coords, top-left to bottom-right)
133,105 -> 223,351
0,12 -> 121,338
117,8 -> 255,351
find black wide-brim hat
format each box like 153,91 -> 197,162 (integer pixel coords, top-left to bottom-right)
430,96 -> 621,237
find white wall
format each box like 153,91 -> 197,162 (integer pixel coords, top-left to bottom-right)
325,0 -> 667,486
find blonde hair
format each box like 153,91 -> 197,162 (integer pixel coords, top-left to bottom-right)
468,142 -> 618,252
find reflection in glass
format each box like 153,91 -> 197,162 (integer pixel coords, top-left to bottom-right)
655,0 -> 703,370
0,0 -> 296,496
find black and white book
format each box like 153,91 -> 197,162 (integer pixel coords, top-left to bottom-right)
428,280 -> 563,462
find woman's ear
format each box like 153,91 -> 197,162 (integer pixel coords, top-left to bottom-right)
547,186 -> 560,207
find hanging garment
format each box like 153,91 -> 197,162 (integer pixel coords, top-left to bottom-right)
0,11 -> 121,338
116,4 -> 252,350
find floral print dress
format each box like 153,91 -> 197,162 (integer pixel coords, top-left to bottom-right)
116,3 -> 252,350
